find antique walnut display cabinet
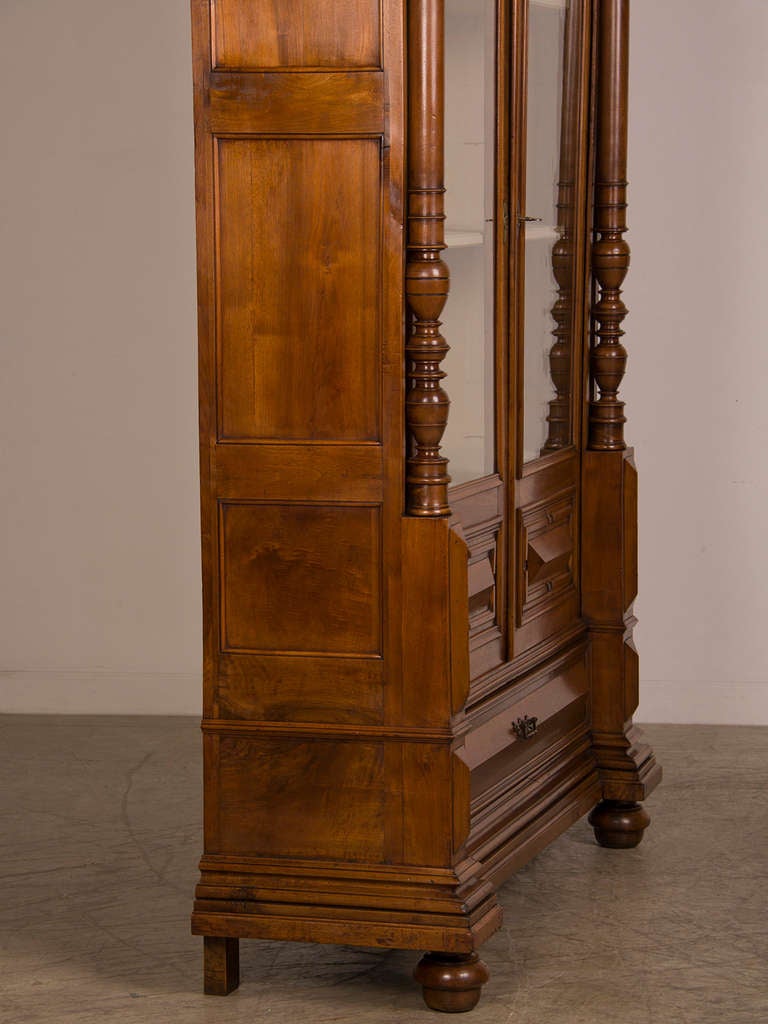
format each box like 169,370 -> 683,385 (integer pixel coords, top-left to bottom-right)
190,0 -> 661,1011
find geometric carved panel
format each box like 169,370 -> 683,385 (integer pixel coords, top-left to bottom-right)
467,525 -> 498,637
220,503 -> 382,655
217,737 -> 387,861
517,489 -> 576,625
216,138 -> 381,442
212,0 -> 381,70
527,525 -> 571,585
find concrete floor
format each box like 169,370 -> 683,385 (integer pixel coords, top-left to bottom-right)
0,718 -> 765,1024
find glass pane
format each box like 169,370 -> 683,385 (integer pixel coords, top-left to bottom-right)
442,0 -> 496,487
522,0 -> 579,462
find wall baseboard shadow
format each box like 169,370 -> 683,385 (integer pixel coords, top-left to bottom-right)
0,671 -> 201,715
2,672 -> 767,724
638,680 -> 768,726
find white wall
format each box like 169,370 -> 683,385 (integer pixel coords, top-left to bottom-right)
0,0 -> 201,713
1,0 -> 767,723
627,0 -> 768,723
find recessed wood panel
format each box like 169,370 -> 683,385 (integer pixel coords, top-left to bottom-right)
402,746 -> 453,866
217,138 -> 381,442
217,737 -> 387,861
214,443 -> 383,504
220,503 -> 382,655
208,72 -> 386,135
216,653 -> 385,725
212,0 -> 381,70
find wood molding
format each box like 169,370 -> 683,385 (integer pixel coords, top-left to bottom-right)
201,719 -> 453,743
405,0 -> 451,516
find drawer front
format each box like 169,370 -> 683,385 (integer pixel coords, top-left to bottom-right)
458,651 -> 589,795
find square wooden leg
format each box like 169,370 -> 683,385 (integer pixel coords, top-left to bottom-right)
204,936 -> 240,995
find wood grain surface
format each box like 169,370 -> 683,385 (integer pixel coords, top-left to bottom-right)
190,0 -> 660,1008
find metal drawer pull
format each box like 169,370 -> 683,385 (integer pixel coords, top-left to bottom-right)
511,715 -> 539,740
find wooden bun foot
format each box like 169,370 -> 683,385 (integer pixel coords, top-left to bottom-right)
589,800 -> 650,849
414,952 -> 489,1013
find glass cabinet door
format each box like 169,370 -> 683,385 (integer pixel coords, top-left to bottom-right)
511,0 -> 588,661
441,0 -> 586,484
441,0 -> 498,487
438,0 -> 590,671
518,0 -> 584,464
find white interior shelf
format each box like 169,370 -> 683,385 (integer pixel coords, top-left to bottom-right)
446,0 -> 489,18
445,229 -> 485,248
447,0 -> 567,19
524,223 -> 560,242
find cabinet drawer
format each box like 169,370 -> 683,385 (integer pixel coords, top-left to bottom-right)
458,651 -> 589,795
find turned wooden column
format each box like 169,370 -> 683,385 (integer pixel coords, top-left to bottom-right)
583,0 -> 660,842
588,0 -> 630,451
544,2 -> 580,452
405,0 -> 451,516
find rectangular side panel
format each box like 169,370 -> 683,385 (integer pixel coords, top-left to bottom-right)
216,653 -> 385,724
214,443 -> 383,504
209,734 -> 453,868
212,0 -> 382,70
208,72 -> 386,135
216,138 -> 382,442
220,502 -> 382,656
623,454 -> 638,610
402,745 -> 453,866
216,736 -> 389,861
400,518 -> 453,727
581,450 -> 624,623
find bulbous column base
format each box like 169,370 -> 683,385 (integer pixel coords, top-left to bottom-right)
414,952 -> 490,1013
589,800 -> 651,849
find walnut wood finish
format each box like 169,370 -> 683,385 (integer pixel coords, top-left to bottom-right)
203,936 -> 239,996
589,800 -> 651,849
212,0 -> 381,70
582,449 -> 661,805
216,137 -> 381,443
191,0 -> 417,995
414,952 -> 490,1013
583,0 -> 661,827
405,0 -> 451,517
190,0 -> 659,1013
589,0 -> 630,451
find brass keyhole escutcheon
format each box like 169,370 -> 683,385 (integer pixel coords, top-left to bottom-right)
511,715 -> 539,741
